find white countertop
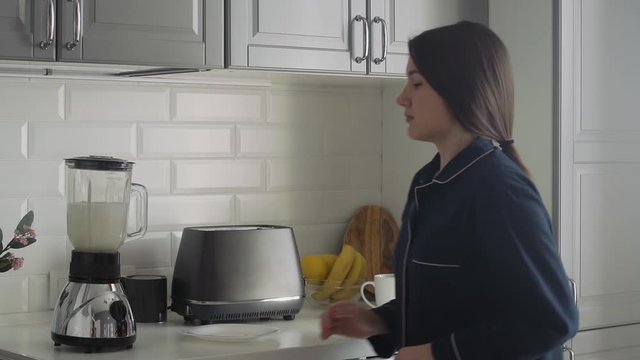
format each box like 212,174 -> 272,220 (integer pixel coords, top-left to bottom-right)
0,306 -> 377,360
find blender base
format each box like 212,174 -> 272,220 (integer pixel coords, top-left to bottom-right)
52,333 -> 136,353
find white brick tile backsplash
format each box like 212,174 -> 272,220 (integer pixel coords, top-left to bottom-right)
0,160 -> 61,196
236,192 -> 322,224
28,275 -> 49,311
173,159 -> 264,192
324,119 -> 382,155
120,232 -> 172,268
268,158 -> 351,190
0,76 -> 384,315
0,198 -> 27,236
131,160 -> 171,194
350,156 -> 382,189
270,89 -> 350,123
148,195 -> 234,231
238,124 -> 322,156
267,156 -> 380,191
292,223 -> 346,257
173,87 -> 266,122
26,198 -> 66,236
0,81 -> 64,121
171,231 -> 183,265
0,122 -> 27,159
29,122 -> 136,159
0,276 -> 29,314
320,190 -> 382,223
67,83 -> 169,122
18,235 -> 67,275
140,124 -> 233,158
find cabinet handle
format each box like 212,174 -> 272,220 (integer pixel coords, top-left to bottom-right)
353,15 -> 369,64
39,0 -> 55,50
372,16 -> 388,65
65,0 -> 82,51
562,345 -> 575,360
569,278 -> 577,304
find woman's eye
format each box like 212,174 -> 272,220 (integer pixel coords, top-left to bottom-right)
412,83 -> 422,88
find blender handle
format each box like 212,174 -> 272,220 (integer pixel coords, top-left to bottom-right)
126,183 -> 148,242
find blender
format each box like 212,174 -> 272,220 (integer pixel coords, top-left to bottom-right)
51,156 -> 148,352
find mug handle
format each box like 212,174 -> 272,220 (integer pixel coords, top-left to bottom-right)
360,281 -> 376,308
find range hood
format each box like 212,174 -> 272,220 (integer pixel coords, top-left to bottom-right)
0,61 -> 211,79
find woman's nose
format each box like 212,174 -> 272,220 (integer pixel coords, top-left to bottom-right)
396,88 -> 409,107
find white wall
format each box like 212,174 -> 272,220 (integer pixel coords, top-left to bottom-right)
490,0 -> 554,210
381,0 -> 554,222
0,75 -> 383,314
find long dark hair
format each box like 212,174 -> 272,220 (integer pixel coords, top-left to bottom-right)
408,21 -> 530,177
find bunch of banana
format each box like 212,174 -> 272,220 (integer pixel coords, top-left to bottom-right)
300,244 -> 367,302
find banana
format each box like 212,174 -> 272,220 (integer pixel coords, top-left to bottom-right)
312,244 -> 357,301
330,251 -> 366,301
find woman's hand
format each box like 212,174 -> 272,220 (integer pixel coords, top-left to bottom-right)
320,301 -> 388,340
395,344 -> 434,360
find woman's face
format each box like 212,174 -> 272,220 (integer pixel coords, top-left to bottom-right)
396,58 -> 458,143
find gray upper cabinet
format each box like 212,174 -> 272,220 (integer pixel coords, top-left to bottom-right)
369,0 -> 488,75
228,0 -> 487,75
57,0 -> 219,67
0,0 -> 223,67
228,0 -> 368,73
0,0 -> 55,61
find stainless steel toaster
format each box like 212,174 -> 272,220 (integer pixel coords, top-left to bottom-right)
170,225 -> 304,323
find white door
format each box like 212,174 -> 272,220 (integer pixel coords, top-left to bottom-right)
228,0 -> 367,73
559,0 -> 640,331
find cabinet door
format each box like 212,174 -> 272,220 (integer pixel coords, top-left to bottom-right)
571,324 -> 640,359
0,0 -> 54,60
57,0 -> 206,66
559,0 -> 640,330
228,0 -> 367,73
369,0 -> 488,75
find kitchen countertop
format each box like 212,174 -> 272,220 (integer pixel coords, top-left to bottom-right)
0,305 -> 378,360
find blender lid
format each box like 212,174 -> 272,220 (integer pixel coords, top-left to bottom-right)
65,155 -> 134,171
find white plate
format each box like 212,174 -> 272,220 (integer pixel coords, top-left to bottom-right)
183,323 -> 280,342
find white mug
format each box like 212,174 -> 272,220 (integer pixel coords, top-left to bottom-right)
360,273 -> 395,307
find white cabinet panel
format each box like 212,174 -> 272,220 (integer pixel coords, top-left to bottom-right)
574,166 -> 640,328
559,0 -> 640,331
229,0 -> 366,73
572,324 -> 640,359
581,0 -> 640,132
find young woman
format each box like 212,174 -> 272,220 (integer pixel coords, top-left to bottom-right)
321,21 -> 579,360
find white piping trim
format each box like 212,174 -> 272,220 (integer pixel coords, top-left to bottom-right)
413,148 -> 496,210
434,148 -> 496,185
412,259 -> 462,268
451,332 -> 462,360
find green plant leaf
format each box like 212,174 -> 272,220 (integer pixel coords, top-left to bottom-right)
9,237 -> 37,249
0,258 -> 13,273
15,210 -> 34,231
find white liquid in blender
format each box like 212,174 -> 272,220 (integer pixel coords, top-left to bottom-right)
67,203 -> 128,252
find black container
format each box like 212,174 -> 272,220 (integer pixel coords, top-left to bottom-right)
121,275 -> 167,323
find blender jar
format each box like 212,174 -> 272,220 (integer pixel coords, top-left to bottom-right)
65,156 -> 148,253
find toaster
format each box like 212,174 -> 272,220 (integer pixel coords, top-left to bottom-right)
170,225 -> 304,323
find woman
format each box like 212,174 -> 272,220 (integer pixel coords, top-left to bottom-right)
321,21 -> 579,360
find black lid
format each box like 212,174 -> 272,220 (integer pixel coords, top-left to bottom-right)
65,156 -> 133,171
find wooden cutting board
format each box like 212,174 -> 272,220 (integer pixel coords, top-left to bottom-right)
343,205 -> 399,282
